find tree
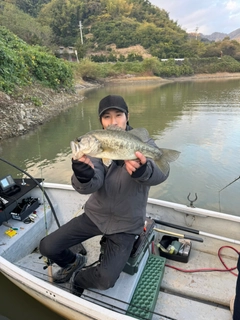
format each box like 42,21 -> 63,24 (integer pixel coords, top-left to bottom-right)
181,39 -> 206,58
219,38 -> 240,57
15,0 -> 50,17
38,0 -> 85,45
0,1 -> 54,47
100,0 -> 133,17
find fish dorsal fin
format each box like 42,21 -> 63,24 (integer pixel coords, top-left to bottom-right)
106,125 -> 150,142
128,128 -> 150,142
106,125 -> 125,132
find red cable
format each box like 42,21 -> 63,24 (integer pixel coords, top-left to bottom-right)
165,245 -> 239,277
218,245 -> 239,276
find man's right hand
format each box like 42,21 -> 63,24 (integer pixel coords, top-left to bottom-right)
77,155 -> 94,169
72,157 -> 94,183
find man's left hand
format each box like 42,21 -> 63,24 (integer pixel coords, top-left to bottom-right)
125,151 -> 147,175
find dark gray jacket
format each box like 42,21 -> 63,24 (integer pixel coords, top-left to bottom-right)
71,137 -> 168,235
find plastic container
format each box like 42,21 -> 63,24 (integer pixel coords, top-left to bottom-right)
158,235 -> 191,263
11,197 -> 40,221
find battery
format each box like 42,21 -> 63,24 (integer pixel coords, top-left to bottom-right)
123,218 -> 155,275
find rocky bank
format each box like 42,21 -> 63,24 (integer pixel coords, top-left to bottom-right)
0,80 -> 101,141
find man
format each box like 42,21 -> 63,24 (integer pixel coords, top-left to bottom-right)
232,256 -> 240,319
39,94 -> 169,296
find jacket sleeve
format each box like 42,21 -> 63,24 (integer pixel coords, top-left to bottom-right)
71,157 -> 105,194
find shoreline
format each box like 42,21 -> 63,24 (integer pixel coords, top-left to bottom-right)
1,72 -> 240,141
103,72 -> 240,84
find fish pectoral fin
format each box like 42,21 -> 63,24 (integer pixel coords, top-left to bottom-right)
70,141 -> 84,160
102,158 -> 112,167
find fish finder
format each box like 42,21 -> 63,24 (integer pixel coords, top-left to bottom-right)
0,174 -> 20,195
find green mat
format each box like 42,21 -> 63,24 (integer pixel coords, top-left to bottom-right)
126,254 -> 166,320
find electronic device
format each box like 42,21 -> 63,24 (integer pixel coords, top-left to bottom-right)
0,175 -> 20,195
0,175 -> 16,192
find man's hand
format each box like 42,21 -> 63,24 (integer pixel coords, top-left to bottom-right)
72,155 -> 95,183
77,155 -> 94,169
125,151 -> 147,175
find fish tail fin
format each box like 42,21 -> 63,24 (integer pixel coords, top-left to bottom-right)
70,141 -> 84,160
155,149 -> 180,175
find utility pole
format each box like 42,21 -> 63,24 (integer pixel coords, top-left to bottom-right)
79,21 -> 83,45
195,26 -> 199,40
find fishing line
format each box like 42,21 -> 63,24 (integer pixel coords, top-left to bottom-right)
36,131 -> 50,233
36,130 -> 56,282
67,283 -> 178,320
218,175 -> 240,212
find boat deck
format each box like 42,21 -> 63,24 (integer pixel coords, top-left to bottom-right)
0,203 -> 52,262
0,189 -> 238,320
14,231 -> 236,320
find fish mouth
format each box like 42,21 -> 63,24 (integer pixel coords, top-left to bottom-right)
70,141 -> 78,153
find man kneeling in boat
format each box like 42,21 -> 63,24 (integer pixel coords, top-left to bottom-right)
39,95 -> 169,296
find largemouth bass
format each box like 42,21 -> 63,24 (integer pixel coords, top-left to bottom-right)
70,126 -> 180,175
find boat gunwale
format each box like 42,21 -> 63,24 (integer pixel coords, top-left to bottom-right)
0,256 -> 135,320
42,182 -> 240,223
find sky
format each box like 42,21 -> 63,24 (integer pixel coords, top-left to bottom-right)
149,0 -> 240,35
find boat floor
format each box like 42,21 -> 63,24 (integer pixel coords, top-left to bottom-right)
15,235 -> 236,320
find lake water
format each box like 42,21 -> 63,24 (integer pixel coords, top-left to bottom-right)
0,78 -> 240,319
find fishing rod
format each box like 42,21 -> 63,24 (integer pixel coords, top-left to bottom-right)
219,176 -> 240,192
151,218 -> 240,245
218,175 -> 240,212
0,157 -> 60,228
153,227 -> 203,242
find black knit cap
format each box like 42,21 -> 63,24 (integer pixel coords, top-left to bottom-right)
98,95 -> 129,117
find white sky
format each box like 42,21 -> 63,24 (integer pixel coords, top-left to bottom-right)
149,0 -> 240,35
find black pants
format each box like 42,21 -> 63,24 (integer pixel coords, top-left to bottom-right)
233,255 -> 240,320
39,213 -> 137,290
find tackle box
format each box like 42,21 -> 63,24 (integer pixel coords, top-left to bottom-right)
11,197 -> 40,221
158,235 -> 192,263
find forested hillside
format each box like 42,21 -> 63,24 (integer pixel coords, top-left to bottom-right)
1,0 -> 240,61
2,0 -> 240,98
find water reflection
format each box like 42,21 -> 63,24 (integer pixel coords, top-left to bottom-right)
1,78 -> 240,319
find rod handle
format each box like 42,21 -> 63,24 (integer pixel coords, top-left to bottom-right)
183,234 -> 203,242
153,228 -> 203,242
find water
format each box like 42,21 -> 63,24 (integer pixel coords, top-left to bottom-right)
0,78 -> 240,319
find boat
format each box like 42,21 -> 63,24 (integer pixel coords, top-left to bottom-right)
0,166 -> 239,320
